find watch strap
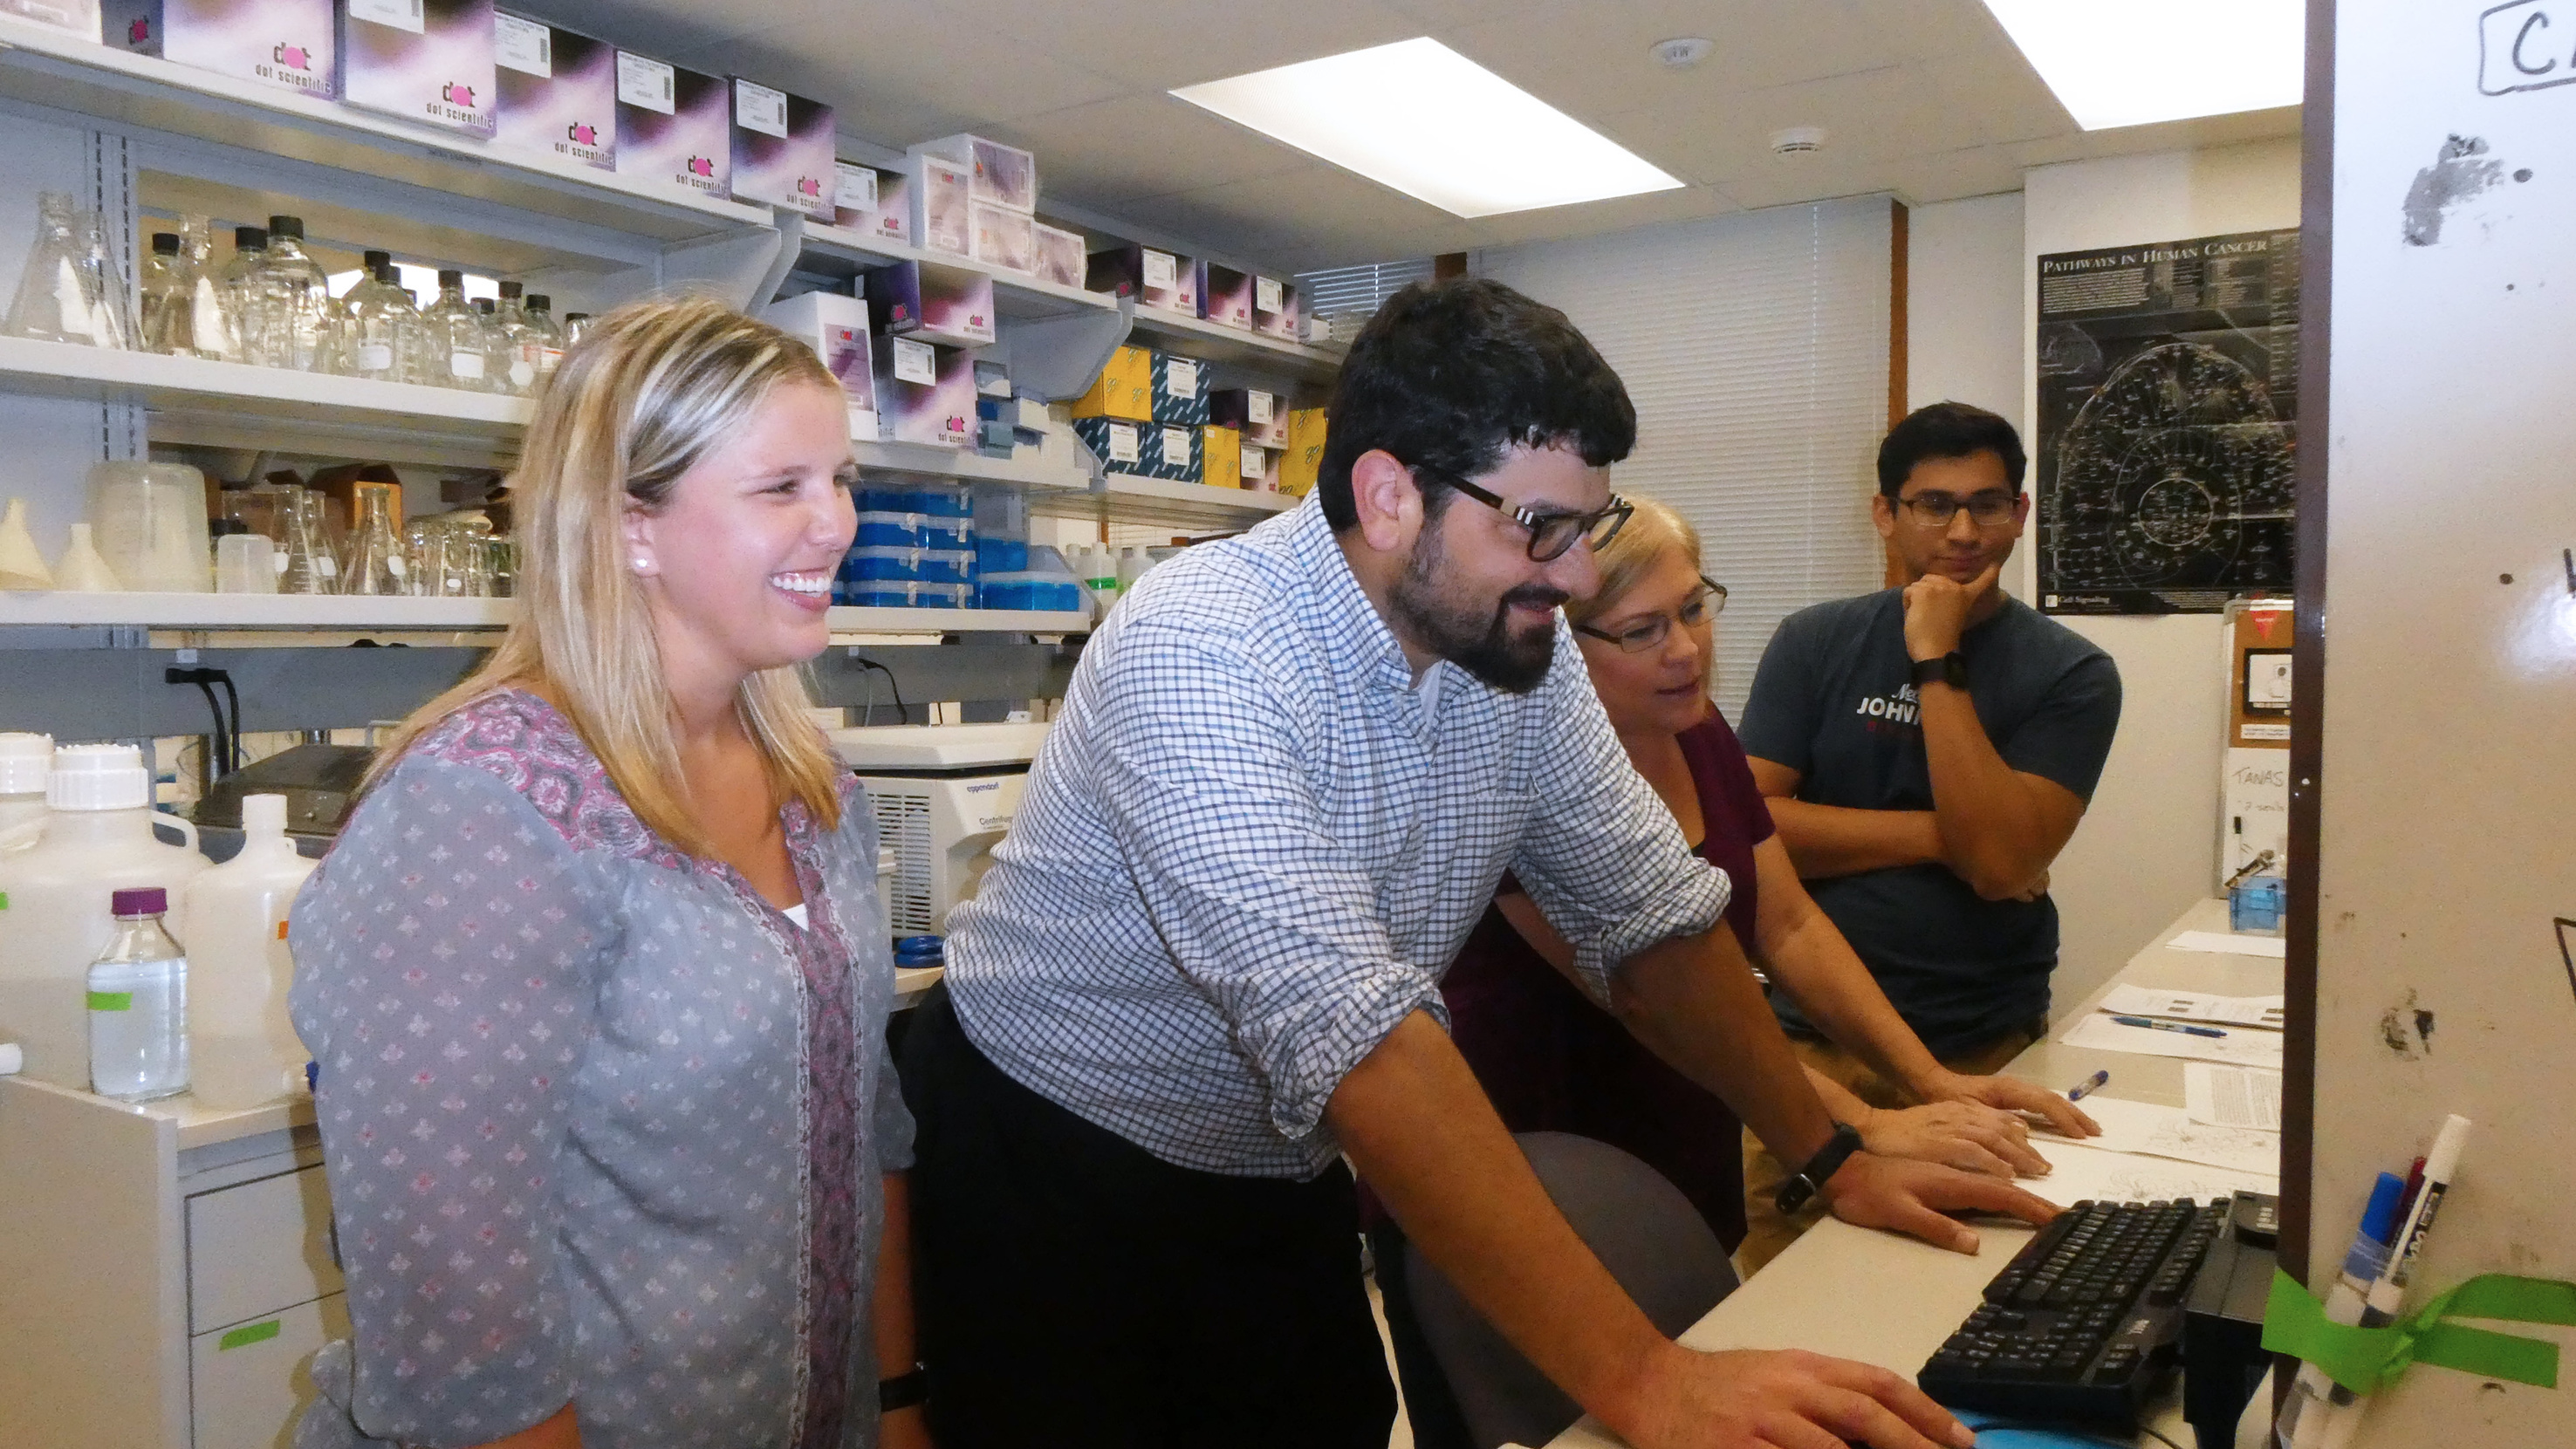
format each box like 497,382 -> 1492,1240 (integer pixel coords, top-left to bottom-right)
879,1365 -> 929,1412
1772,1120 -> 1865,1214
1909,652 -> 1968,690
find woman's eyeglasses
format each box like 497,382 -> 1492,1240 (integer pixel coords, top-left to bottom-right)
1417,466 -> 1634,563
1573,577 -> 1728,653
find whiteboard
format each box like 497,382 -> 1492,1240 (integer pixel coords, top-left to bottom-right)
2310,3 -> 2576,1445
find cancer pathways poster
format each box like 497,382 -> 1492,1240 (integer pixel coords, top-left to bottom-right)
2035,229 -> 2299,615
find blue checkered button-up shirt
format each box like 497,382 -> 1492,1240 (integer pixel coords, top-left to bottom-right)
945,497 -> 1732,1178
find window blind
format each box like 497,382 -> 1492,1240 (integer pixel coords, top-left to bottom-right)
1475,197 -> 1894,717
1294,256 -> 1436,342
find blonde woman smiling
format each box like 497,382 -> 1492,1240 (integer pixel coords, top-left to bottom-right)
290,297 -> 927,1449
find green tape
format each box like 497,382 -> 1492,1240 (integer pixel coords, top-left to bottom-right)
217,1320 -> 281,1351
86,991 -> 132,1012
0,891 -> 10,909
2264,1268 -> 2576,1396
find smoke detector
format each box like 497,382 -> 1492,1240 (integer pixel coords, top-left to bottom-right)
1770,126 -> 1827,155
1652,37 -> 1714,69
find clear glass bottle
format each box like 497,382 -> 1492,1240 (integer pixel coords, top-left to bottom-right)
175,215 -> 228,360
276,487 -> 339,595
333,249 -> 411,384
341,479 -> 408,595
249,215 -> 332,372
561,311 -> 591,351
522,293 -> 567,386
491,281 -> 542,397
86,885 -> 190,1103
423,270 -> 490,391
215,225 -> 266,365
137,232 -> 193,356
6,192 -> 97,344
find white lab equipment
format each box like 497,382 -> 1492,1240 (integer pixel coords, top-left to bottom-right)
832,722 -> 1049,935
182,794 -> 317,1108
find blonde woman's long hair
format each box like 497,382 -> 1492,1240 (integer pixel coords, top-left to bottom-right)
1566,494 -> 1702,630
368,294 -> 847,856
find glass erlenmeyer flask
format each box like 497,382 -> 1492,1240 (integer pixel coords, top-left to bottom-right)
7,193 -> 95,344
276,488 -> 339,596
340,481 -> 408,596
73,207 -> 134,351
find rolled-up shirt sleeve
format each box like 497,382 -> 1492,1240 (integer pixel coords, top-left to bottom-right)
1082,619 -> 1438,1144
1509,627 -> 1732,1007
287,756 -> 613,1446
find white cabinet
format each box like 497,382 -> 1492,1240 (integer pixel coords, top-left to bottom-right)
0,1077 -> 337,1449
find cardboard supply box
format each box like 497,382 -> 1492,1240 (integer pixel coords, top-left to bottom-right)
1201,425 -> 1241,490
1282,407 -> 1327,497
1070,345 -> 1152,422
1072,416 -> 1148,476
831,162 -> 908,243
339,0 -> 494,135
614,51 -> 729,198
909,132 -> 1037,213
864,262 -> 996,348
1199,261 -> 1254,331
1149,352 -> 1208,426
729,79 -> 834,219
493,10 -> 612,170
763,290 -> 876,438
910,154 -> 971,259
969,202 -> 1037,275
1209,387 -> 1286,448
873,334 -> 975,448
1253,274 -> 1300,341
1241,441 -> 1281,493
1147,420 -> 1202,485
1032,222 -> 1085,289
1087,243 -> 1196,316
108,0 -> 335,98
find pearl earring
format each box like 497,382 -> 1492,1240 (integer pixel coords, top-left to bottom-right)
631,556 -> 652,573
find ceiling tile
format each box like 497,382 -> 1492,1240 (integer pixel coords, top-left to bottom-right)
1107,165 -> 1476,271
952,0 -> 1425,92
1442,0 -> 1905,101
1464,185 -> 1743,252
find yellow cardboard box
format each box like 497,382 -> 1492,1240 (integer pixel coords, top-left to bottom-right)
1281,407 -> 1328,497
1070,345 -> 1153,421
1201,425 -> 1241,489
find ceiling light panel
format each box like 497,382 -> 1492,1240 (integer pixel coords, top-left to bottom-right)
1980,0 -> 2303,131
1169,38 -> 1682,220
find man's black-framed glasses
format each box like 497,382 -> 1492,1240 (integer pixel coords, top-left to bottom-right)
1424,467 -> 1634,563
1574,577 -> 1728,653
1897,489 -> 2020,528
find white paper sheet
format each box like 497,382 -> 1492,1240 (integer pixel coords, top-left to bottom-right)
2184,1063 -> 2284,1131
2042,1096 -> 2279,1176
2060,1011 -> 2286,1068
2166,928 -> 2287,959
2023,1138 -> 2279,1210
2100,984 -> 2286,1029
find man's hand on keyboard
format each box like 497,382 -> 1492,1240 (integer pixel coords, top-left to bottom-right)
1616,1343 -> 1977,1449
1819,1153 -> 2059,1254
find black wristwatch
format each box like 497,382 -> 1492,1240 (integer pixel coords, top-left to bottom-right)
879,1364 -> 930,1412
1909,652 -> 1969,691
1773,1120 -> 1865,1214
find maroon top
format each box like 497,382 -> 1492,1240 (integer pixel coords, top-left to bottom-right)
1432,711 -> 1776,1249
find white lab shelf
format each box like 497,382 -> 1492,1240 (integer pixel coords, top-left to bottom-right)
798,222 -> 1117,324
1120,306 -> 1344,384
0,591 -> 1086,633
1032,475 -> 1302,532
0,16 -> 772,243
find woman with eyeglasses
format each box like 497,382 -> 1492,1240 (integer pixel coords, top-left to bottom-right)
1367,495 -> 2098,1449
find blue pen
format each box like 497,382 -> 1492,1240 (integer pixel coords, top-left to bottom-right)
2109,1015 -> 2226,1038
2065,1070 -> 2108,1102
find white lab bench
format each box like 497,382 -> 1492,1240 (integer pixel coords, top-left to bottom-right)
0,1078 -> 339,1449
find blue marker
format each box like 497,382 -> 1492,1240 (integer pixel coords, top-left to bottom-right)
2065,1070 -> 2108,1102
2110,1015 -> 2227,1039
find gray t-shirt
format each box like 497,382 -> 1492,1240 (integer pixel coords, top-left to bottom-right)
1737,589 -> 2120,1056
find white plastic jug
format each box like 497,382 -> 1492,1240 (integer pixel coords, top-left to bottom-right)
182,794 -> 316,1108
0,744 -> 204,1089
0,732 -> 50,847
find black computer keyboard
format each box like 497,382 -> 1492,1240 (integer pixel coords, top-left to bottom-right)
1915,1197 -> 2230,1425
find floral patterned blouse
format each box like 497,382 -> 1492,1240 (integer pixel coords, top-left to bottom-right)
287,688 -> 912,1449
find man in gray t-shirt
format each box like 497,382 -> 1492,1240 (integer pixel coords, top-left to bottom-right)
1734,401 -> 2120,1268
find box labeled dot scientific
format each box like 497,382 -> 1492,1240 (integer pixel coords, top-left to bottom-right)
106,0 -> 336,99
730,78 -> 835,220
338,0 -> 494,136
613,50 -> 729,199
493,10 -> 612,170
